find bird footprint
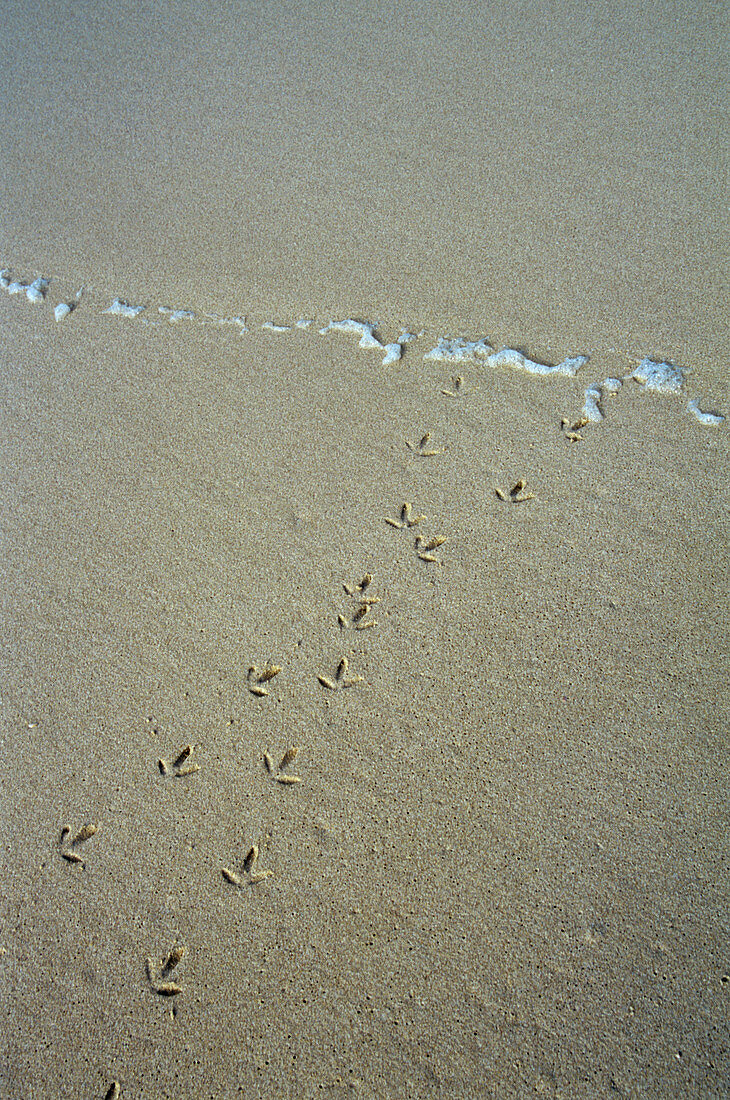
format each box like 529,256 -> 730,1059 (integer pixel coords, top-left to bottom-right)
222,843 -> 274,887
317,657 -> 364,691
385,501 -> 427,529
406,431 -> 444,456
158,744 -> 200,778
146,944 -> 186,996
441,374 -> 469,397
59,822 -> 98,867
263,746 -> 303,786
414,535 -> 448,563
495,480 -> 534,503
247,663 -> 282,697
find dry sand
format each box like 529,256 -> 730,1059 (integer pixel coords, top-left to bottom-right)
1,2 -> 728,1098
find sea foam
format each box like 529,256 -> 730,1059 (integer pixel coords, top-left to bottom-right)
632,358 -> 685,393
381,343 -> 402,365
487,349 -> 588,377
423,337 -> 493,363
159,306 -> 195,322
319,319 -> 383,349
2,271 -> 50,299
423,340 -> 587,376
205,313 -> 249,334
583,378 -> 623,422
687,400 -> 724,426
26,277 -> 49,303
104,299 -> 145,318
1,258 -> 724,437
583,386 -> 603,422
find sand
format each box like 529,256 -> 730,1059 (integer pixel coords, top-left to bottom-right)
1,1 -> 728,1098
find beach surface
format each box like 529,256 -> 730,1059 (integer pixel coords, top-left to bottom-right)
1,2 -> 728,1098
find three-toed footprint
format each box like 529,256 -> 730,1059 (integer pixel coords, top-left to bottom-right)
246,663 -> 282,697
59,823 -> 98,867
406,431 -> 444,456
317,657 -> 365,691
222,843 -> 274,887
158,744 -> 200,778
146,944 -> 186,997
263,746 -> 303,785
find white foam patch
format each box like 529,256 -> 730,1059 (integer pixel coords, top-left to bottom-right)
159,307 -> 195,322
423,337 -> 493,363
583,378 -> 624,422
687,400 -> 725,426
487,349 -> 588,377
205,314 -> 249,334
398,331 -> 417,344
26,277 -> 49,303
382,343 -> 402,365
0,270 -> 11,288
7,281 -> 27,295
104,299 -> 145,318
262,321 -> 292,333
319,319 -> 383,349
632,357 -> 685,393
54,303 -> 73,322
296,319 -> 314,329
583,386 -> 603,422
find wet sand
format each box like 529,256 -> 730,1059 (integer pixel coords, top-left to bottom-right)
1,2 -> 728,1098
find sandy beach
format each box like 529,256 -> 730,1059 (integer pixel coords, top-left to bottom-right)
1,2 -> 728,1098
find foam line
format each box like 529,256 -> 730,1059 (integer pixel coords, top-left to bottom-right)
104,299 -> 145,318
203,313 -> 248,334
159,307 -> 195,322
487,349 -> 588,377
319,319 -> 383,349
423,337 -> 493,363
687,400 -> 725,426
0,261 -> 724,434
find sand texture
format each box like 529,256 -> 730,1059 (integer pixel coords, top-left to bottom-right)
1,1 -> 728,1098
